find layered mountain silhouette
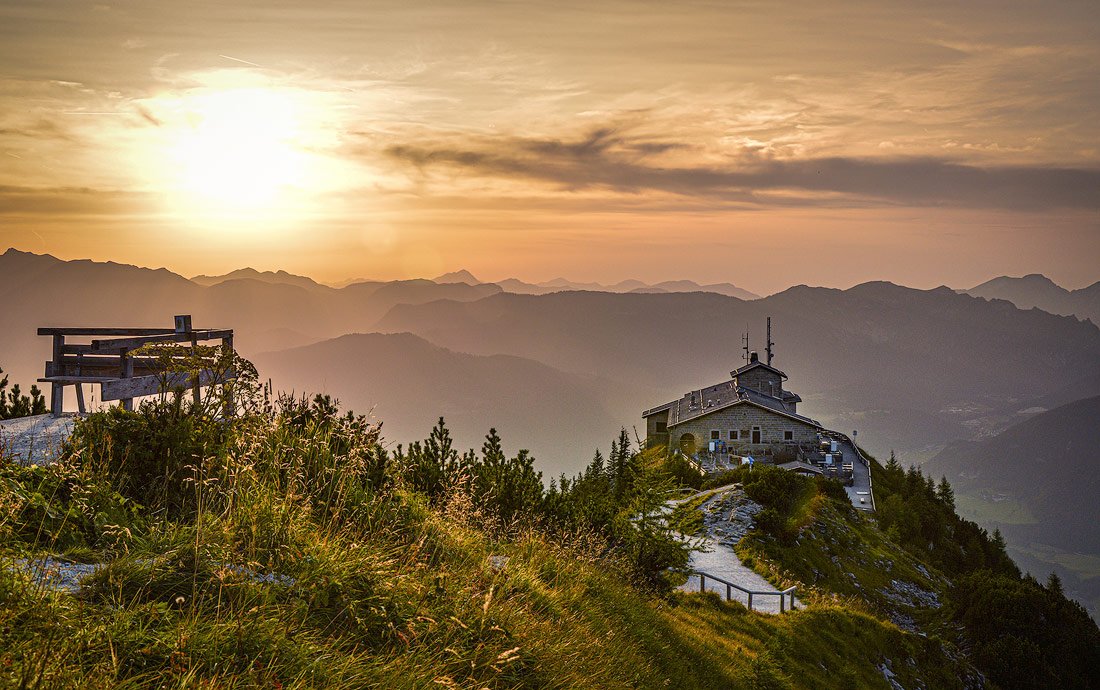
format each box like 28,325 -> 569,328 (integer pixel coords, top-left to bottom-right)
964,274 -> 1100,324
252,332 -> 629,473
190,267 -> 330,293
4,249 -> 1100,473
376,282 -> 1100,457
492,275 -> 760,299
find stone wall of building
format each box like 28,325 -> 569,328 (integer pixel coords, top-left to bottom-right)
667,403 -> 818,454
645,409 -> 671,448
735,368 -> 784,397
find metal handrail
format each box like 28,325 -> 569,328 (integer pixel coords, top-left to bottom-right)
675,568 -> 798,613
824,431 -> 876,511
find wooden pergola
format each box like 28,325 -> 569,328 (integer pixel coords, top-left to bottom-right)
37,315 -> 234,416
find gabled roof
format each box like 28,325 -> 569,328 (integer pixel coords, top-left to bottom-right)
778,461 -> 823,475
730,359 -> 788,380
645,380 -> 820,429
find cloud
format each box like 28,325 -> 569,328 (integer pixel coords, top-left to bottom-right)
0,185 -> 148,215
385,129 -> 1100,211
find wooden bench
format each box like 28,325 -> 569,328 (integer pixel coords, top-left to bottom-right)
37,315 -> 234,416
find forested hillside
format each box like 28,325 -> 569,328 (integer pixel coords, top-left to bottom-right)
1,369 -> 1096,688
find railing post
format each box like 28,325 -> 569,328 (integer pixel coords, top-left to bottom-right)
780,592 -> 785,613
699,573 -> 706,593
747,592 -> 753,610
726,583 -> 731,601
120,347 -> 134,412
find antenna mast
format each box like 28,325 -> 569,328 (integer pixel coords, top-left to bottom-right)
766,316 -> 774,366
742,328 -> 750,364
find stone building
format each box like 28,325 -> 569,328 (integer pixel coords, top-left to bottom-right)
642,351 -> 821,457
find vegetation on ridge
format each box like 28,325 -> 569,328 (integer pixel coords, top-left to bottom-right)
0,362 -> 1096,688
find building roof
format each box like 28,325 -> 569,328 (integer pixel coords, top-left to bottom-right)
644,380 -> 821,429
730,359 -> 788,380
777,461 -> 823,475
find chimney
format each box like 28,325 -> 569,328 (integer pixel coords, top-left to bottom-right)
750,351 -> 759,363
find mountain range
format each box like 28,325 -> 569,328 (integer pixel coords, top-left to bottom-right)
964,273 -> 1100,324
3,248 -> 1100,475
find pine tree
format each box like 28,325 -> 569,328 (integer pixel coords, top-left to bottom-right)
585,448 -> 606,483
481,427 -> 506,467
1047,571 -> 1064,597
936,475 -> 955,509
885,449 -> 901,473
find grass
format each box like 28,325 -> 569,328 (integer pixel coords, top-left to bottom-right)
0,402 -> 980,688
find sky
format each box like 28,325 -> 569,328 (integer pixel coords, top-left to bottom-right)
0,0 -> 1097,295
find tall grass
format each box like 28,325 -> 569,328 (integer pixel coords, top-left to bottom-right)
0,394 -> 976,688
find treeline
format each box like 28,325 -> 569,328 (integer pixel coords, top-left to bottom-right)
394,420 -> 691,586
0,366 -> 47,420
874,451 -> 1100,689
874,451 -> 1016,577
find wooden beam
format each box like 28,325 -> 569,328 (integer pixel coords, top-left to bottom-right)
50,334 -> 64,417
38,327 -> 176,336
102,370 -> 221,401
90,329 -> 233,352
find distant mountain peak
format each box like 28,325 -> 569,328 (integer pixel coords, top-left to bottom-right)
190,267 -> 325,291
432,269 -> 480,285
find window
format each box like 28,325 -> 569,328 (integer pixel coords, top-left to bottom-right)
728,430 -> 739,441
710,430 -> 720,440
655,421 -> 667,433
784,430 -> 794,441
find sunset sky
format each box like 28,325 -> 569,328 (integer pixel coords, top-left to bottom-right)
1,0 -> 1097,294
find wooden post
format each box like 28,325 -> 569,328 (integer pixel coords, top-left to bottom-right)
726,583 -> 732,601
779,593 -> 785,613
120,347 -> 134,411
190,332 -> 200,407
50,334 -> 64,416
74,383 -> 86,414
747,592 -> 753,610
699,574 -> 706,593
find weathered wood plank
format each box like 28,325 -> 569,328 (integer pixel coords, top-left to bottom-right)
47,360 -> 175,379
102,370 -> 221,401
50,334 -> 64,416
39,376 -> 118,383
37,330 -> 176,338
91,329 -> 233,352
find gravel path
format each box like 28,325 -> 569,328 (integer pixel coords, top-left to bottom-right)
0,414 -> 77,465
674,485 -> 802,613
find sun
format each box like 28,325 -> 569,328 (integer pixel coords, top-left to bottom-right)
168,87 -> 307,213
137,74 -> 349,227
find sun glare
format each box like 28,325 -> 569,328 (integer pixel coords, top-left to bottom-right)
139,75 -> 349,228
174,88 -> 304,209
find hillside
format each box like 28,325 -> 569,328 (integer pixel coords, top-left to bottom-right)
924,396 -> 1100,614
965,274 -> 1100,324
8,388 -> 1098,687
252,333 -> 630,477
